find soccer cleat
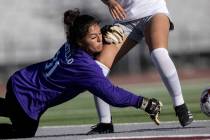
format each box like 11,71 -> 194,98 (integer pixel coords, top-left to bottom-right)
86,123 -> 114,135
175,103 -> 193,127
140,98 -> 163,125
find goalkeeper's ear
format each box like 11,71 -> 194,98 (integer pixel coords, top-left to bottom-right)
101,25 -> 125,44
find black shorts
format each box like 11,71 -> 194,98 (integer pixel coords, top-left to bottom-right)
5,79 -> 39,137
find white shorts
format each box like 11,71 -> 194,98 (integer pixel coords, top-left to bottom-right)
114,15 -> 174,43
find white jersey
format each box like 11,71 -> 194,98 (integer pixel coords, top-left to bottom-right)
116,0 -> 169,22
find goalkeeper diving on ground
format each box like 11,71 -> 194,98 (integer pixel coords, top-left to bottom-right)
0,9 -> 162,139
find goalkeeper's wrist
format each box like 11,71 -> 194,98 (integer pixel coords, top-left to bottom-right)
139,97 -> 149,111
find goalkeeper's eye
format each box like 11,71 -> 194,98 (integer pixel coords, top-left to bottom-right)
91,36 -> 96,39
90,33 -> 102,40
91,35 -> 98,40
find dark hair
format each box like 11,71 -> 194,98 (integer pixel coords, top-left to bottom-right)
63,9 -> 99,44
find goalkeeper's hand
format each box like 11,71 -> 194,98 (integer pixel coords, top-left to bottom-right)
140,98 -> 163,125
101,25 -> 124,44
149,109 -> 162,125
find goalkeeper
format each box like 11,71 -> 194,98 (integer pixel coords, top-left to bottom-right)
0,9 -> 162,138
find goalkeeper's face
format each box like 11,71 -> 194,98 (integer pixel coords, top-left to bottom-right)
79,23 -> 103,55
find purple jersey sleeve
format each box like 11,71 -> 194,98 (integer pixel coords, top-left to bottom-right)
74,61 -> 142,108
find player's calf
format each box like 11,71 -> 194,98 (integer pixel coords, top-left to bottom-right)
139,98 -> 163,125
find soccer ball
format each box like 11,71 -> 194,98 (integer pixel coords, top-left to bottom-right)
200,88 -> 210,117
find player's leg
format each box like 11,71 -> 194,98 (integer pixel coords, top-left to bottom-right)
87,96 -> 114,135
0,97 -> 9,117
88,27 -> 138,134
97,36 -> 137,69
0,82 -> 39,138
9,114 -> 39,138
0,85 -> 9,117
87,60 -> 113,135
144,13 -> 193,127
0,123 -> 14,139
1,116 -> 39,139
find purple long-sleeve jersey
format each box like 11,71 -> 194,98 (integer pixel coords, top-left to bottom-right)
10,42 -> 142,120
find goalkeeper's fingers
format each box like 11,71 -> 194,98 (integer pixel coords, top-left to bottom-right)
150,101 -> 162,125
105,32 -> 120,44
101,25 -> 125,44
150,113 -> 161,125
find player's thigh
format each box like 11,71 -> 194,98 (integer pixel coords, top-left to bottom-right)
144,13 -> 170,52
113,37 -> 137,65
97,36 -> 137,68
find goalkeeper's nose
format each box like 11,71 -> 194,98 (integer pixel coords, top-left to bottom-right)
97,33 -> 103,43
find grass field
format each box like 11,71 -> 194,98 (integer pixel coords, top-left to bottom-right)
0,78 -> 210,126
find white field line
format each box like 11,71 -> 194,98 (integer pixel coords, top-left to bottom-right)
40,119 -> 210,129
84,134 -> 210,140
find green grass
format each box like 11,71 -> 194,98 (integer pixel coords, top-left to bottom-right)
1,79 -> 210,126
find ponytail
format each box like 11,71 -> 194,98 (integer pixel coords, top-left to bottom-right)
63,9 -> 80,43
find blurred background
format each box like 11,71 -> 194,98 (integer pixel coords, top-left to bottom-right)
0,0 -> 210,87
